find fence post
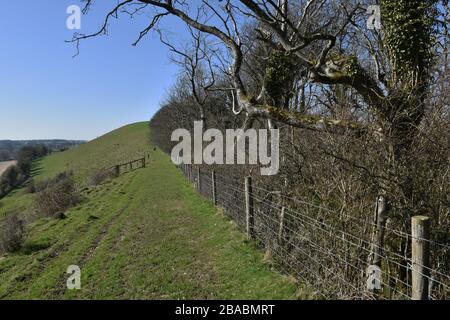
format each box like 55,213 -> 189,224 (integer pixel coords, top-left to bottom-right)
371,196 -> 388,267
197,167 -> 201,191
211,170 -> 217,206
245,176 -> 255,239
412,215 -> 430,300
366,196 -> 388,296
278,206 -> 285,244
115,165 -> 120,177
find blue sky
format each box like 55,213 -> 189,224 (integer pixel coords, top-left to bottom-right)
0,1 -> 187,140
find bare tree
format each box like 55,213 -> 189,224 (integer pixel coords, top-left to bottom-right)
158,27 -> 216,129
70,0 -> 442,226
140,0 -> 449,299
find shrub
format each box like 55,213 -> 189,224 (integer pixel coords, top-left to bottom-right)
34,172 -> 81,218
0,144 -> 50,199
0,179 -> 11,198
26,179 -> 36,194
34,171 -> 73,192
1,165 -> 19,187
89,169 -> 114,186
0,212 -> 26,253
0,166 -> 20,198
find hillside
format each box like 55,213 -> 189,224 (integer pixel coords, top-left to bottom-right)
0,122 -> 300,299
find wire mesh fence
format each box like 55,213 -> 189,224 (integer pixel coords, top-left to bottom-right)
179,164 -> 449,300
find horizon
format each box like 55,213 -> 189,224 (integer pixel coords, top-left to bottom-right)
0,138 -> 85,142
0,121 -> 146,142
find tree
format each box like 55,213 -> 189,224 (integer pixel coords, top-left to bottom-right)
72,0 -> 449,298
157,27 -> 216,129
72,0 -> 441,200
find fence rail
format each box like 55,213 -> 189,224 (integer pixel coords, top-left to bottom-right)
110,156 -> 147,176
179,164 -> 449,300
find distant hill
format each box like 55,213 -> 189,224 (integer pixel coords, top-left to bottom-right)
0,140 -> 85,161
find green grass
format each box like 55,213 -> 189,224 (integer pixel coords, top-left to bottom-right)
35,122 -> 152,183
0,122 -> 301,299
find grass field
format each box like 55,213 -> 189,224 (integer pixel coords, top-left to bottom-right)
0,122 -> 301,299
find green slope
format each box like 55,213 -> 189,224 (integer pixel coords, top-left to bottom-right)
0,122 -> 301,299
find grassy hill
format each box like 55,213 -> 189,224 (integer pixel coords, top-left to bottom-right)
0,122 -> 301,299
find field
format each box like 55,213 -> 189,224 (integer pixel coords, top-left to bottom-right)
0,161 -> 17,178
0,122 -> 301,299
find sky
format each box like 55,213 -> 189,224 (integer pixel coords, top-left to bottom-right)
0,1 -> 188,141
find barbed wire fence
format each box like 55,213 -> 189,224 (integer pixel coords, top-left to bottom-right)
179,164 -> 449,300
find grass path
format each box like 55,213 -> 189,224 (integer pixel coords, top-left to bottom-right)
0,122 -> 300,299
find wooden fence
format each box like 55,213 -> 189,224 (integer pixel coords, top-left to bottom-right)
110,156 -> 147,176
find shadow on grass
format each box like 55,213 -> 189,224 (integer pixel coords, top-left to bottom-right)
20,241 -> 51,255
30,162 -> 44,178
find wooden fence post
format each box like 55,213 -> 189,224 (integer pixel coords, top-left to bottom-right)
115,165 -> 120,177
366,196 -> 388,296
197,167 -> 201,191
142,157 -> 146,168
278,206 -> 286,244
245,176 -> 255,239
412,215 -> 431,300
370,196 -> 388,268
211,170 -> 217,206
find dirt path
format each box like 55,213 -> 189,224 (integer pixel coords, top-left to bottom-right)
0,160 -> 17,177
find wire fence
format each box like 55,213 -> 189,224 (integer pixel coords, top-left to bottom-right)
180,164 -> 449,300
